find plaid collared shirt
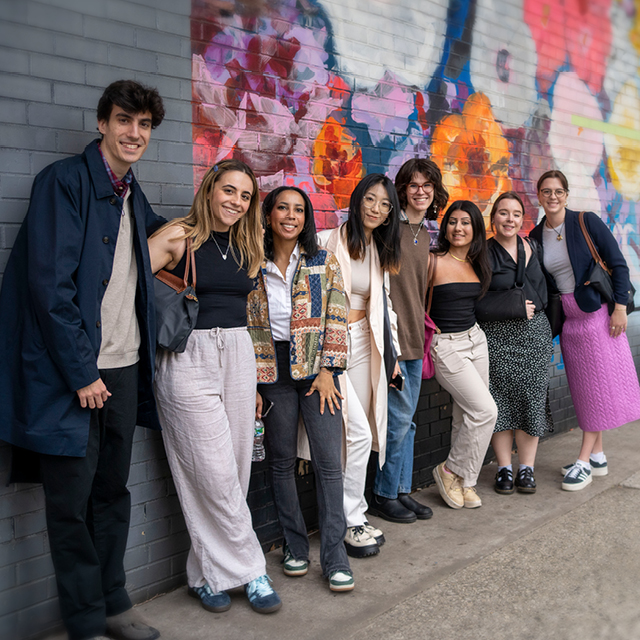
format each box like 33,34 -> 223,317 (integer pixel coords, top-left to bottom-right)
97,142 -> 133,200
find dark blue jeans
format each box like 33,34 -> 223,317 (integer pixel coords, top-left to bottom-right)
259,342 -> 350,577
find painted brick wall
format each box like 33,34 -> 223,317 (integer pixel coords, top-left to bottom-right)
1,0 -> 639,639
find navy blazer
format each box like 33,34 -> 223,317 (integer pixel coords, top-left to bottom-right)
0,140 -> 164,457
529,209 -> 630,313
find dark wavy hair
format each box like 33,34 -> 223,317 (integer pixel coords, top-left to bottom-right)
536,169 -> 569,193
437,200 -> 492,294
345,174 -> 401,274
394,158 -> 449,220
97,80 -> 165,128
489,191 -> 526,231
262,186 -> 319,261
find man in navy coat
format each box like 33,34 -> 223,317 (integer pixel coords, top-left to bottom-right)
0,81 -> 166,640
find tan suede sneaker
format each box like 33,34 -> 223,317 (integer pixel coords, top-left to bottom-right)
462,486 -> 482,509
433,462 -> 464,509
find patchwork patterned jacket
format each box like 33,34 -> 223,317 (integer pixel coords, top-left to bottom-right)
247,248 -> 348,383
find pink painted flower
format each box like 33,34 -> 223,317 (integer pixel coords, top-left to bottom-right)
524,0 -> 612,95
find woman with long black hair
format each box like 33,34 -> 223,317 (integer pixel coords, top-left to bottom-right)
318,174 -> 402,558
249,186 -> 354,592
430,201 -> 497,510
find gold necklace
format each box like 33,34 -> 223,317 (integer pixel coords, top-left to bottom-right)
448,251 -> 468,263
545,220 -> 565,241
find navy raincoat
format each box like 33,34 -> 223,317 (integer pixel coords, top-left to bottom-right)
0,140 -> 163,457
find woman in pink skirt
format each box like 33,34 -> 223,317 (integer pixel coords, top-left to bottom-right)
530,170 -> 640,491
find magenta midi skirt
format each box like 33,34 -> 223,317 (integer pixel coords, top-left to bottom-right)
560,294 -> 640,432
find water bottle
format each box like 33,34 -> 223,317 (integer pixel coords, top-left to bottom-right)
252,418 -> 265,462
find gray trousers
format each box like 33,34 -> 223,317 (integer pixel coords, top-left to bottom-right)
155,328 -> 266,592
431,324 -> 498,487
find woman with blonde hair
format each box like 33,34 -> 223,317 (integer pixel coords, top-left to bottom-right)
148,160 -> 282,615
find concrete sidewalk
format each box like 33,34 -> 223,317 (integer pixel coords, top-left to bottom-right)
47,422 -> 640,640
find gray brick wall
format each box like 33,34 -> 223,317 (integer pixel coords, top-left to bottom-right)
0,1 -> 193,638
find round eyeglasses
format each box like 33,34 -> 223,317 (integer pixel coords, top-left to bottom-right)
540,188 -> 567,198
407,182 -> 434,194
362,194 -> 392,216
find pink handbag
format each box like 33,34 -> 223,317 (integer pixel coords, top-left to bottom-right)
422,254 -> 440,379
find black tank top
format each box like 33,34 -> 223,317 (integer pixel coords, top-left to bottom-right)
169,232 -> 254,329
430,283 -> 481,333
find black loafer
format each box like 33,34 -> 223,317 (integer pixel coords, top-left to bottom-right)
398,493 -> 433,520
515,467 -> 537,493
494,468 -> 515,495
367,495 -> 417,523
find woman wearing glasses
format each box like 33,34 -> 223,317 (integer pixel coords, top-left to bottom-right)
369,159 -> 448,524
318,174 -> 402,558
530,170 -> 640,491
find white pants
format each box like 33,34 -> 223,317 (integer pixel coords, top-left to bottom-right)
431,324 -> 497,487
154,328 -> 266,592
343,318 -> 374,527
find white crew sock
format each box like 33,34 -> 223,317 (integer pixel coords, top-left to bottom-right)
498,464 -> 513,473
590,451 -> 606,464
519,464 -> 533,472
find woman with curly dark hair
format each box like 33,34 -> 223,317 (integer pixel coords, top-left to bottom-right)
430,201 -> 497,510
369,158 -> 448,524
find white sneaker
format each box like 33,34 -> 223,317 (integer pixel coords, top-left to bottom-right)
344,525 -> 379,558
363,521 -> 385,546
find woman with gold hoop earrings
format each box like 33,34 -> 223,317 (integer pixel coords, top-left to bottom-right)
318,174 -> 402,558
430,201 -> 497,510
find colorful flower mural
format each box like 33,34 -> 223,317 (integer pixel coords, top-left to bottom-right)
190,0 -> 640,286
431,93 -> 512,221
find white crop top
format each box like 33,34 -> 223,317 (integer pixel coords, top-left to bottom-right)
350,243 -> 371,310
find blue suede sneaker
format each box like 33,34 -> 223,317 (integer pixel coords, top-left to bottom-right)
188,583 -> 231,613
245,575 -> 282,613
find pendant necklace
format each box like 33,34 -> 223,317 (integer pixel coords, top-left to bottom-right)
403,213 -> 423,245
546,220 -> 565,241
448,251 -> 468,263
211,232 -> 231,260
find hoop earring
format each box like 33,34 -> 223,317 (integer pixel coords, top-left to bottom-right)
382,217 -> 390,226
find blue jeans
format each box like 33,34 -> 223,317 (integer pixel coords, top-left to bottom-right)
259,342 -> 351,577
374,359 -> 423,499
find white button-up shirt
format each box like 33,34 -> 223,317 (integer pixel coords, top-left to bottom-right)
264,243 -> 301,341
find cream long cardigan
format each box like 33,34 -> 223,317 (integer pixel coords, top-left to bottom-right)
305,225 -> 401,468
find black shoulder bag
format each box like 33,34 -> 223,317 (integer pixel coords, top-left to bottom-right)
154,237 -> 199,352
579,211 -> 635,315
475,237 -> 527,322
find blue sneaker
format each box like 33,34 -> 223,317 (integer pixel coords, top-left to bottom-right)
245,575 -> 282,613
188,583 -> 231,613
561,463 -> 592,491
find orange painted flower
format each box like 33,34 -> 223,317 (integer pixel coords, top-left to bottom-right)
312,115 -> 365,210
431,93 -> 511,222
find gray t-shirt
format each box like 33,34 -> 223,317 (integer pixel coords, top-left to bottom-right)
543,224 -> 576,294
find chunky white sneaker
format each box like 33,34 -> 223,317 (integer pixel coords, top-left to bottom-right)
344,525 -> 379,558
363,521 -> 385,546
561,463 -> 592,491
